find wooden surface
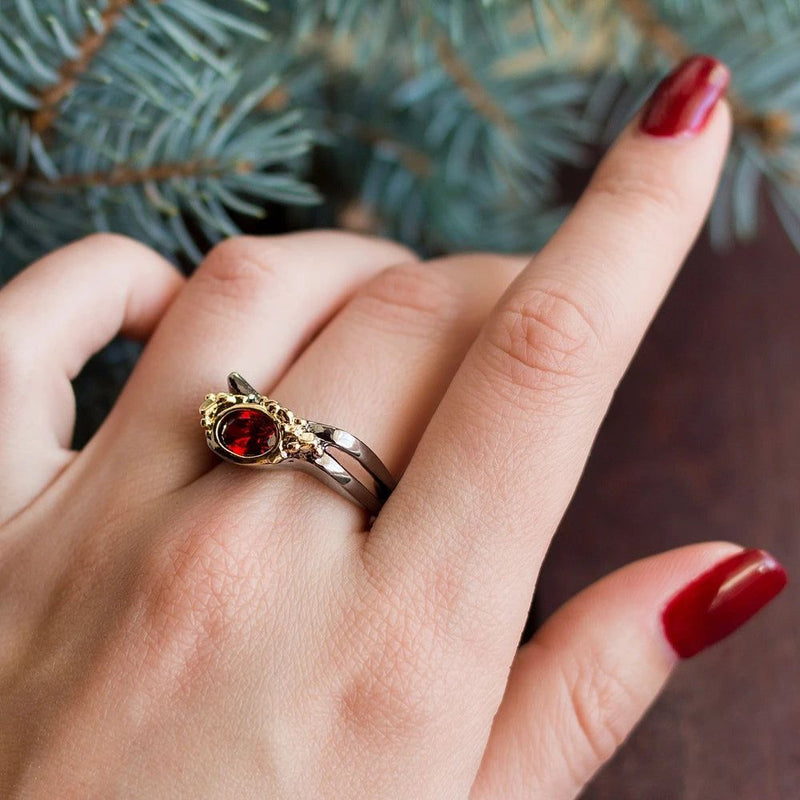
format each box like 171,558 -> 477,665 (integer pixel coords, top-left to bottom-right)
533,208 -> 800,799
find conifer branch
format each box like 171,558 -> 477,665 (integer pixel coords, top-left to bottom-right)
0,156 -> 256,208
29,158 -> 254,191
2,0 -> 799,275
32,0 -> 135,134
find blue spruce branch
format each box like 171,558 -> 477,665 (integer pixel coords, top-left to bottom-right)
1,0 -> 800,275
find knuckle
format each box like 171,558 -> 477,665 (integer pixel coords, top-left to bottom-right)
197,235 -> 291,301
481,285 -> 604,397
351,261 -> 461,334
588,165 -> 686,223
195,230 -> 416,310
334,620 -> 440,746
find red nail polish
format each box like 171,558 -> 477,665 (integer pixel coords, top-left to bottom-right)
662,549 -> 787,659
640,55 -> 730,137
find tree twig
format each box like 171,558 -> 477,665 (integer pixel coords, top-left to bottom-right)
30,158 -> 254,191
32,0 -> 135,134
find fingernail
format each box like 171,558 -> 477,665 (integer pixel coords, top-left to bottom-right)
662,549 -> 787,659
640,55 -> 730,137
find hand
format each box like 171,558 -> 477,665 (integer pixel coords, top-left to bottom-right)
0,57 -> 786,798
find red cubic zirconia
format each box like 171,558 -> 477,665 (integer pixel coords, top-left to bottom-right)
218,408 -> 278,457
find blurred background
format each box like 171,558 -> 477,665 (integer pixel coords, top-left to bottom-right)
1,2 -> 798,796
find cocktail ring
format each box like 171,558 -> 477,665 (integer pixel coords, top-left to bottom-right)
200,373 -> 396,516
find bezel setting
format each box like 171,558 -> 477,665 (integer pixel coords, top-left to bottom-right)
198,372 -> 396,516
200,391 -> 323,466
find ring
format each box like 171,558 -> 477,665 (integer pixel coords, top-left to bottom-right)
200,373 -> 396,516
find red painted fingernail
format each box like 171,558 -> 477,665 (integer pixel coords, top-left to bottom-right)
662,549 -> 787,659
640,55 -> 730,137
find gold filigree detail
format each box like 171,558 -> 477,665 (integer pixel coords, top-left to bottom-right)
199,392 -> 323,463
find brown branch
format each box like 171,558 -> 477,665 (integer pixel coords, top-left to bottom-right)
618,0 -> 793,150
32,0 -> 135,134
0,159 -> 252,211
27,158 -> 253,192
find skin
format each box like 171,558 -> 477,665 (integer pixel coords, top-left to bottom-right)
0,101 -> 747,798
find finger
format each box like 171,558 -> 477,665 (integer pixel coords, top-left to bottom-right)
470,544 -> 787,799
201,254 -> 527,528
0,234 -> 183,522
95,231 -> 415,496
370,57 -> 732,655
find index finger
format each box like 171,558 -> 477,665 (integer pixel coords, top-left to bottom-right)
368,57 -> 732,661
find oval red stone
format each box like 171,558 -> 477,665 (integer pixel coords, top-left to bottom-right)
217,408 -> 278,458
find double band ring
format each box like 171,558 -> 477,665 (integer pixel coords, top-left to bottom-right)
200,373 -> 396,516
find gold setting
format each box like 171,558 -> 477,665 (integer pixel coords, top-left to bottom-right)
200,391 -> 323,466
198,373 -> 396,515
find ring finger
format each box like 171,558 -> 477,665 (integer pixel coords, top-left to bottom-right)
92,231 -> 415,498
199,253 -> 527,531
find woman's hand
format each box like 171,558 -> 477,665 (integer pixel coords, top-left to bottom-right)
0,57 -> 786,798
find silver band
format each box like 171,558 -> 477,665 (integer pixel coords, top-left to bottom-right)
199,373 -> 396,517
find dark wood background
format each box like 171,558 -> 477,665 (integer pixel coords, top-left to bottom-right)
534,207 -> 800,799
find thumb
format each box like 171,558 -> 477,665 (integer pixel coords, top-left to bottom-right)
470,543 -> 787,800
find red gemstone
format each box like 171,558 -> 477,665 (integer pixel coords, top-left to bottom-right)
217,408 -> 278,458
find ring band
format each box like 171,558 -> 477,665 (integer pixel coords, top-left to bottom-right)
200,373 -> 396,516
